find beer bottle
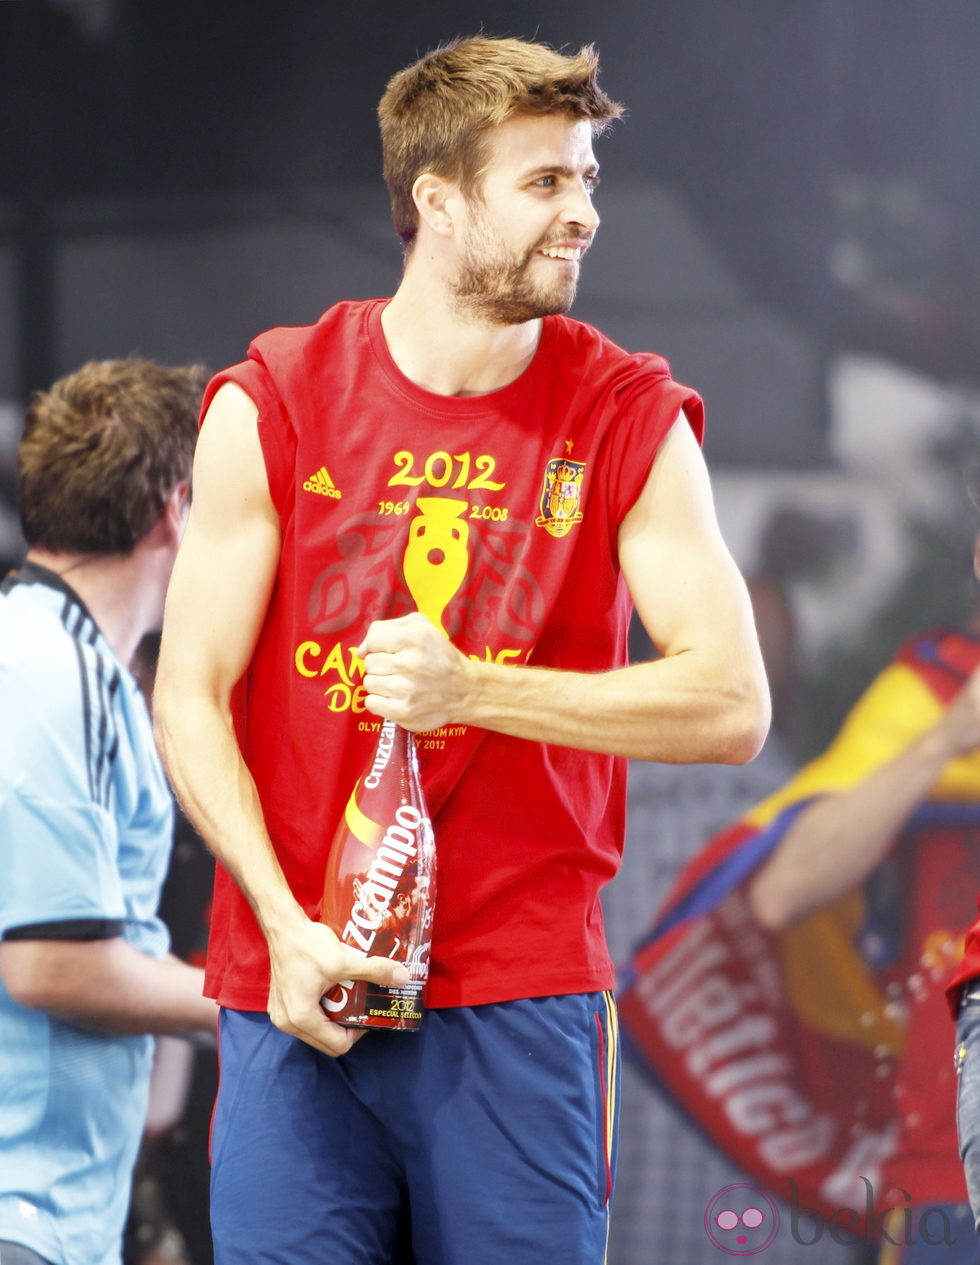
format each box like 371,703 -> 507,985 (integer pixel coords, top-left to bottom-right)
319,719 -> 436,1030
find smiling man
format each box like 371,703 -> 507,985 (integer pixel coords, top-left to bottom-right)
154,35 -> 770,1265
445,113 -> 599,324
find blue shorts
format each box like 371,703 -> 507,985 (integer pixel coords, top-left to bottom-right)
210,993 -> 620,1265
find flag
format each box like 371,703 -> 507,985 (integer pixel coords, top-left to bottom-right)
618,630 -> 980,1225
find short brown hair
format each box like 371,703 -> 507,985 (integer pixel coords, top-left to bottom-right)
18,358 -> 206,554
378,35 -> 624,248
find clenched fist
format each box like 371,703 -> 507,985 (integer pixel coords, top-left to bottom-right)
358,612 -> 474,731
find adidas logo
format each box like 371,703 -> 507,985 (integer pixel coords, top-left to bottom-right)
302,466 -> 342,499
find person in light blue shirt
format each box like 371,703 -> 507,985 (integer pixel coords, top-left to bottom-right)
0,359 -> 217,1265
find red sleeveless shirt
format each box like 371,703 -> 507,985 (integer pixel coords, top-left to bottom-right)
202,299 -> 703,1010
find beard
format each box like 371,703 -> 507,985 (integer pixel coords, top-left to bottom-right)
450,214 -> 584,326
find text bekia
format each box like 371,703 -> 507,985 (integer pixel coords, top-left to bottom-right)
787,1178 -> 956,1247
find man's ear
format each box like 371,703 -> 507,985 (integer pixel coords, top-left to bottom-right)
161,480 -> 191,543
412,172 -> 458,238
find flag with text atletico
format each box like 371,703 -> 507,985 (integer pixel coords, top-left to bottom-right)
618,630 -> 980,1226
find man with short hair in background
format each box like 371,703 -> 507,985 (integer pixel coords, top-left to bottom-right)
0,359 -> 218,1265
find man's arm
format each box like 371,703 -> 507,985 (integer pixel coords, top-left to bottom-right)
748,664 -> 980,931
153,383 -> 408,1058
0,939 -> 215,1035
360,418 -> 770,763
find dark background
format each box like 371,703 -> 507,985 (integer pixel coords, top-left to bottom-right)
3,0 -> 979,470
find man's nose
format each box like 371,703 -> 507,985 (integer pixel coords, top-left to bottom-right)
560,180 -> 599,233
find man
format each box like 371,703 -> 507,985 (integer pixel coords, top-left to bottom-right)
154,35 -> 769,1265
371,889 -> 418,964
0,360 -> 218,1265
749,630 -> 980,1263
619,580 -> 980,1260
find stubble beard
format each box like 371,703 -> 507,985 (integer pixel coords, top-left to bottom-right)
450,222 -> 581,327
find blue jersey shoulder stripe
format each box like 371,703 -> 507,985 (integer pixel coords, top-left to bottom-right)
69,633 -> 97,800
71,612 -> 120,811
9,563 -> 123,809
96,665 -> 122,809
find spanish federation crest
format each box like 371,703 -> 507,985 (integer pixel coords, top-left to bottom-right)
535,457 -> 586,538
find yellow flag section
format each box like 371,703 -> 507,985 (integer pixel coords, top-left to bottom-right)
747,663 -> 980,827
744,662 -> 980,1055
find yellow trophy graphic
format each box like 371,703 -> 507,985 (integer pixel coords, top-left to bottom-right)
403,497 -> 470,635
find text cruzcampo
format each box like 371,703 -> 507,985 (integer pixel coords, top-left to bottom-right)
320,804 -> 421,1014
363,722 -> 395,789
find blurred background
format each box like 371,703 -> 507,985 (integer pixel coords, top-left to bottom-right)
2,1 -> 979,1261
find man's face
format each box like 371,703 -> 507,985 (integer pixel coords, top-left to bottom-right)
449,114 -> 600,326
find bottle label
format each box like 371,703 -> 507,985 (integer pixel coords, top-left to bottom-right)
320,723 -> 436,1031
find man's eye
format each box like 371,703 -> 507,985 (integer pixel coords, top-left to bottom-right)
535,175 -> 556,188
585,176 -> 601,194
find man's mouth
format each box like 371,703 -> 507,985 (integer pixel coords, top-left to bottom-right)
538,243 -> 588,261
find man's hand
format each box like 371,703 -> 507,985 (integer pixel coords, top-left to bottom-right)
358,612 -> 472,731
266,917 -> 409,1057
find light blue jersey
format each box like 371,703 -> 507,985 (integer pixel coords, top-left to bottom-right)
0,563 -> 173,1265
